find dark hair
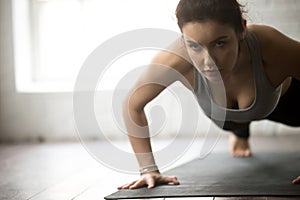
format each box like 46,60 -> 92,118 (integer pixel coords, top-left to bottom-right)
176,0 -> 245,35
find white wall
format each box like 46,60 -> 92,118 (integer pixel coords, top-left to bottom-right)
0,0 -> 76,142
0,0 -> 300,142
244,0 -> 300,40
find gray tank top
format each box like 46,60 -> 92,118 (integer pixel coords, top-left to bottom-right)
194,29 -> 282,122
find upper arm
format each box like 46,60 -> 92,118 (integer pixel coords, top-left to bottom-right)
267,26 -> 300,79
125,37 -> 194,111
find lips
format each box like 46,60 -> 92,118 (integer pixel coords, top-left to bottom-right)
202,70 -> 221,77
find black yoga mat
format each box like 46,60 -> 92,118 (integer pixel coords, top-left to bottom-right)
105,152 -> 300,199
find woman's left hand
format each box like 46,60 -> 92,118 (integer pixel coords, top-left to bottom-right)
292,176 -> 300,184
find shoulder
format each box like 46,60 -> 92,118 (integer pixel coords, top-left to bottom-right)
247,24 -> 300,80
151,37 -> 194,75
149,37 -> 195,90
247,24 -> 300,57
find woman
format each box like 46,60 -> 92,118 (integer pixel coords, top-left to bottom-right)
118,0 -> 300,189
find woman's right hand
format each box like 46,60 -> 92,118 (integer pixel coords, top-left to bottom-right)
117,171 -> 180,190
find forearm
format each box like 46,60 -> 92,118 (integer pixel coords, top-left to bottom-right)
220,120 -> 251,139
123,106 -> 158,169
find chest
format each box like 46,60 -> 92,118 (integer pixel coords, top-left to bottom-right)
194,66 -> 282,121
211,61 -> 289,110
210,68 -> 256,110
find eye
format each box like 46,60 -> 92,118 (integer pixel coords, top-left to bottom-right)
187,42 -> 202,51
215,41 -> 226,47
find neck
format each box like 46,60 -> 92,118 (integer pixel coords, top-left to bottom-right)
234,39 -> 251,73
209,38 -> 251,87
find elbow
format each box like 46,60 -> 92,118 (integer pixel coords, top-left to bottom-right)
122,95 -> 145,115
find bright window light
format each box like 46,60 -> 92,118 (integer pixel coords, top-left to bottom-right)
13,0 -> 180,92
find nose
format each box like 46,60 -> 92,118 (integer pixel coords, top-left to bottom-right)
189,48 -> 216,71
203,51 -> 216,71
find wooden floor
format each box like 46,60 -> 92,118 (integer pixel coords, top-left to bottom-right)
1,134 -> 300,200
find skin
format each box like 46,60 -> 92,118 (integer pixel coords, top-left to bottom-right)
118,20 -> 300,190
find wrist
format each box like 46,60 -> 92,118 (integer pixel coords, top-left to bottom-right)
139,164 -> 160,175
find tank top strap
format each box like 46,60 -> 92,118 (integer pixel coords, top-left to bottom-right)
245,29 -> 279,91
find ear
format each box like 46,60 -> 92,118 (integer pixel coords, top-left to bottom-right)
240,19 -> 247,40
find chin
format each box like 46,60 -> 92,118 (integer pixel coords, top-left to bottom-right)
202,70 -> 224,82
205,76 -> 224,82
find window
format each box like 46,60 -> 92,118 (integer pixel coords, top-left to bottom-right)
13,0 -> 180,92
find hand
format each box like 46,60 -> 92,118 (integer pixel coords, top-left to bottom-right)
117,171 -> 180,190
229,134 -> 251,157
292,175 -> 300,184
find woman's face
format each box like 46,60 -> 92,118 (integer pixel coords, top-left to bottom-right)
182,20 -> 240,81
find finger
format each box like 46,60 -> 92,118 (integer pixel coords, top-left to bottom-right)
118,180 -> 137,190
147,177 -> 156,188
234,151 -> 246,157
160,176 -> 180,185
129,179 -> 146,189
117,184 -> 128,190
232,151 -> 240,157
292,176 -> 300,184
117,186 -> 122,190
245,150 -> 251,157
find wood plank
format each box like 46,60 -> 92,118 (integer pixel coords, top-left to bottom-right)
1,135 -> 300,199
73,169 -> 140,200
0,143 -> 102,199
28,166 -> 98,199
0,144 -> 45,200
